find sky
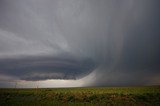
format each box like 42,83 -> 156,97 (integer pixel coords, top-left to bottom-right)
0,0 -> 160,88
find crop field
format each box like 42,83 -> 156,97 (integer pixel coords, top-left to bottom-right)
0,86 -> 160,106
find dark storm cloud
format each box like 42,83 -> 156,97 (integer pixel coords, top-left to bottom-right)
0,0 -> 160,86
0,54 -> 96,80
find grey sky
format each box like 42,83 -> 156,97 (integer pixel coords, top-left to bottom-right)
0,0 -> 160,87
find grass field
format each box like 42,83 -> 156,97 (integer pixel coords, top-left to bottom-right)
0,86 -> 160,106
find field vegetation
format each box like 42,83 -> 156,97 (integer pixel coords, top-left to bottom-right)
0,86 -> 160,106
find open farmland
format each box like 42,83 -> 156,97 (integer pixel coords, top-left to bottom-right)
0,86 -> 160,106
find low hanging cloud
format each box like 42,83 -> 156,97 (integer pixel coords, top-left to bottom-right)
0,55 -> 96,81
0,0 -> 160,87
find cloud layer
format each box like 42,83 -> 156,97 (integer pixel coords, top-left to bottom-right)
0,0 -> 160,87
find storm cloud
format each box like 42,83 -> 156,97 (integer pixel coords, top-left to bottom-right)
0,0 -> 160,87
0,55 -> 96,80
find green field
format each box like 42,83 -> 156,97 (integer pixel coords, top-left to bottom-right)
0,86 -> 160,106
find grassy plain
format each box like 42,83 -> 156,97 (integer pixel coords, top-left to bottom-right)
0,86 -> 160,106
